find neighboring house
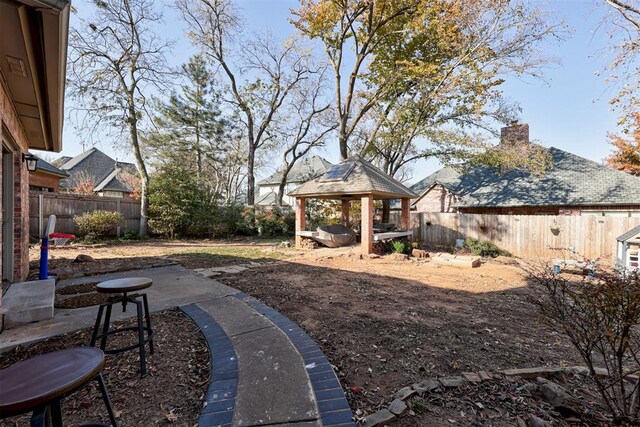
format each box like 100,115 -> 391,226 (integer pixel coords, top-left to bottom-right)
411,124 -> 640,216
56,148 -> 135,198
29,156 -> 68,192
0,0 -> 70,287
256,156 -> 332,208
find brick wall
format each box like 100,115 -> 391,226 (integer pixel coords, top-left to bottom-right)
1,80 -> 31,287
414,185 -> 458,213
29,171 -> 63,192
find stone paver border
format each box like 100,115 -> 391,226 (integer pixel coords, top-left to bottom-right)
181,304 -> 239,427
235,292 -> 355,427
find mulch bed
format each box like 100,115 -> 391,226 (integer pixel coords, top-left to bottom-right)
55,293 -> 108,309
55,282 -> 107,309
56,282 -> 99,295
0,309 -> 209,426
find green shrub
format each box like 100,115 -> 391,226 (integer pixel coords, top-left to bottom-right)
121,230 -> 140,240
255,208 -> 295,237
74,210 -> 123,237
463,237 -> 511,258
389,239 -> 412,255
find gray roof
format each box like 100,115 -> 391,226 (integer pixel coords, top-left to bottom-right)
255,191 -> 290,207
412,147 -> 640,208
33,156 -> 68,177
289,156 -> 418,199
57,148 -> 135,193
258,156 -> 332,186
617,225 -> 640,243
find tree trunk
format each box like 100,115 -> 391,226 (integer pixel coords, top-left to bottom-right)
339,125 -> 348,161
247,146 -> 255,206
382,199 -> 391,223
277,180 -> 286,207
128,112 -> 149,236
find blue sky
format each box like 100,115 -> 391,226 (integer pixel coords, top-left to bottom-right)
49,0 -> 623,184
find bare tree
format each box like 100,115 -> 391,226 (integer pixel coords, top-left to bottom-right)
272,66 -> 336,206
602,0 -> 640,123
177,0 -> 315,206
67,0 -> 172,235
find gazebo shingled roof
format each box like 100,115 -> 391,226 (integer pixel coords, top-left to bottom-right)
290,156 -> 416,255
289,156 -> 418,199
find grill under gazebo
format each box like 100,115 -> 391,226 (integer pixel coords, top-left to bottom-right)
288,156 -> 418,255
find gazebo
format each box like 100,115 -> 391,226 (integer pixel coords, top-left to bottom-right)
289,156 -> 418,254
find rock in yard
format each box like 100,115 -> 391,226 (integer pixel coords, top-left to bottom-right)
493,255 -> 519,265
394,386 -> 416,401
367,253 -> 381,259
412,379 -> 440,396
439,376 -> 467,388
462,372 -> 482,383
388,399 -> 407,416
537,377 -> 583,417
412,249 -> 428,258
361,409 -> 395,427
73,254 -> 94,263
477,370 -> 492,381
388,253 -> 409,261
528,414 -> 549,427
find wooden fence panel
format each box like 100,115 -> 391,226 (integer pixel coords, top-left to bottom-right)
408,213 -> 640,262
29,192 -> 141,238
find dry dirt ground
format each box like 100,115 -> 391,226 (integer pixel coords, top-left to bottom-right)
19,239 -> 595,425
0,310 -> 208,426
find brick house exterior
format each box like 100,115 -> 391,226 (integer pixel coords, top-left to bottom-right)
29,157 -> 68,192
29,171 -> 63,192
410,124 -> 640,216
413,184 -> 459,213
1,82 -> 30,282
1,0 -> 70,328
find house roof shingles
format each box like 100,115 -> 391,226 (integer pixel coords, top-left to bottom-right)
256,191 -> 290,207
58,148 -> 135,193
411,147 -> 640,208
258,156 -> 333,186
290,156 -> 417,199
34,156 -> 68,177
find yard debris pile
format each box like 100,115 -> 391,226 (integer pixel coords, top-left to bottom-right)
0,310 -> 208,426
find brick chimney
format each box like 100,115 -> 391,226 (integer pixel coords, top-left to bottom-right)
500,121 -> 529,145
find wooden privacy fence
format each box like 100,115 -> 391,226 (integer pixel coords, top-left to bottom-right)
29,192 -> 141,238
390,212 -> 640,262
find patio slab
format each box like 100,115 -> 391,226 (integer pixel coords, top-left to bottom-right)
0,265 -> 236,352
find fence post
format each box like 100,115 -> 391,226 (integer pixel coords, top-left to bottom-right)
116,199 -> 121,238
38,193 -> 44,238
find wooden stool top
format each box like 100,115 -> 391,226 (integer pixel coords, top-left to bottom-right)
96,277 -> 152,293
0,347 -> 105,414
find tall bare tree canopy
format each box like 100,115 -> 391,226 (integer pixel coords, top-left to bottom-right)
292,0 -> 565,163
177,0 -> 321,206
67,0 -> 172,236
602,0 -> 640,123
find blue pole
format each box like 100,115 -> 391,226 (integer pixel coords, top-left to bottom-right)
39,237 -> 49,280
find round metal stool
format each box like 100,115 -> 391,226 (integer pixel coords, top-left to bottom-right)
89,277 -> 154,377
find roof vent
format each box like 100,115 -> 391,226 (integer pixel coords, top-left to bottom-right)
6,56 -> 27,77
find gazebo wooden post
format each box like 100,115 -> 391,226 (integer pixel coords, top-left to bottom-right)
295,197 -> 306,249
361,194 -> 374,255
401,198 -> 411,231
341,199 -> 350,228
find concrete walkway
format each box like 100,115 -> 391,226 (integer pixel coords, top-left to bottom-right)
0,265 -> 355,427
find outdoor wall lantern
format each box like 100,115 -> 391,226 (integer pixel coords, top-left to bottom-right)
23,153 -> 38,171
